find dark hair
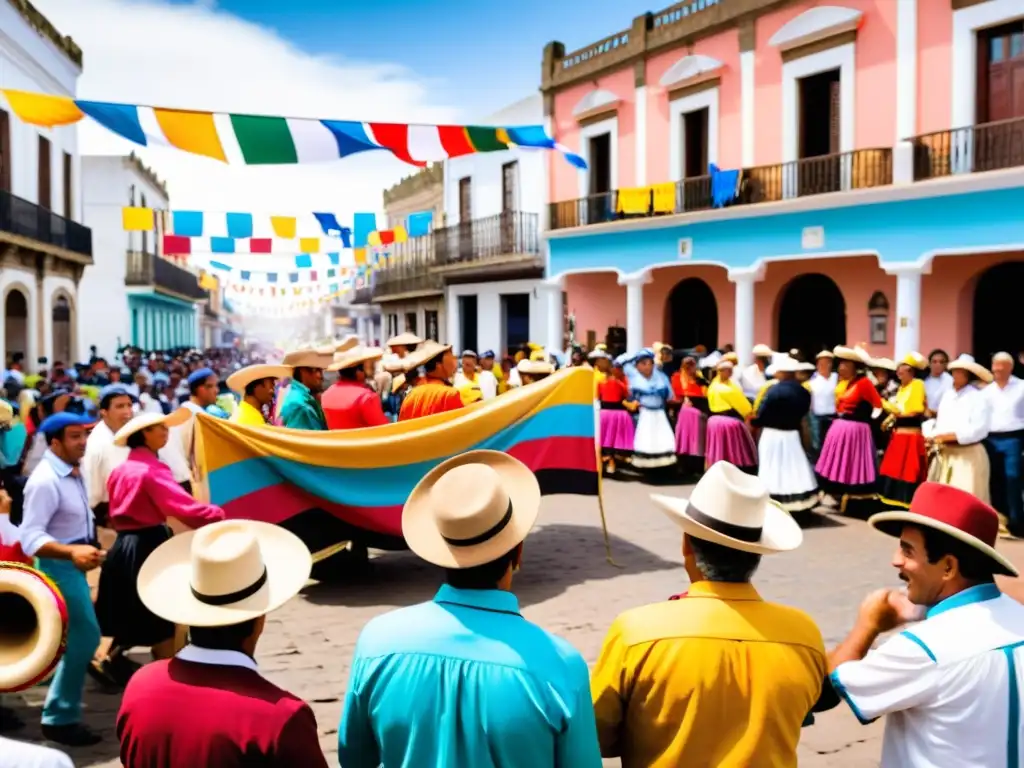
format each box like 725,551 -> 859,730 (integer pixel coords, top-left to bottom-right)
100,392 -> 132,411
126,430 -> 147,450
423,353 -> 445,374
928,349 -> 949,364
444,547 -> 519,590
689,536 -> 761,583
336,366 -> 360,381
189,619 -> 259,650
293,367 -> 318,386
915,524 -> 996,583
189,375 -> 214,396
44,427 -> 68,444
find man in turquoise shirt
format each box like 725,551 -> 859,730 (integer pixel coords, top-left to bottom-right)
278,349 -> 332,431
338,450 -> 602,767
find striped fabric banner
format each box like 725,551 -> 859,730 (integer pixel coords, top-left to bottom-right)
1,89 -> 587,170
191,369 -> 598,549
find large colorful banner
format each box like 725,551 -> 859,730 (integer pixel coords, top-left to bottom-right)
191,368 -> 598,541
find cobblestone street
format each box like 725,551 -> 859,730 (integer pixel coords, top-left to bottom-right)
8,477 -> 1024,767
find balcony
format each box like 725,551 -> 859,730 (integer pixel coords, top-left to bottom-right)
911,117 -> 1024,181
0,189 -> 92,260
548,148 -> 894,230
349,286 -> 373,305
125,250 -> 209,302
433,212 -> 541,278
370,235 -> 442,301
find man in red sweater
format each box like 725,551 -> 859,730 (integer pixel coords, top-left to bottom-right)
398,341 -> 463,422
322,346 -> 389,430
116,520 -> 327,768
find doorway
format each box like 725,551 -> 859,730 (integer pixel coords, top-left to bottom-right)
666,278 -> 718,351
502,294 -> 530,351
501,161 -> 518,253
52,294 -> 72,364
798,69 -> 841,195
975,22 -> 1024,172
683,108 -> 709,179
776,273 -> 846,358
459,294 -> 478,352
458,177 -> 473,262
587,132 -> 612,224
4,288 -> 28,364
973,261 -> 1024,372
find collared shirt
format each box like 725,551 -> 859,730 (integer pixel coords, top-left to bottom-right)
924,384 -> 991,445
322,379 -> 388,430
278,380 -> 327,431
230,400 -> 267,427
738,363 -> 766,399
338,585 -> 602,768
831,583 -> 1024,768
983,375 -> 1024,433
591,581 -> 826,768
82,419 -> 185,507
924,371 -> 953,412
19,450 -> 93,556
809,371 -> 838,415
398,378 -> 464,421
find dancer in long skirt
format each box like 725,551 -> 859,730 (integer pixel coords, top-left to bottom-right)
705,359 -> 757,473
815,345 -> 886,513
597,359 -> 637,475
625,349 -> 677,474
877,352 -> 929,508
752,357 -> 819,512
869,357 -> 899,455
670,356 -> 708,478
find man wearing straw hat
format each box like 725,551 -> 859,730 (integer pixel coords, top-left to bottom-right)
590,462 -> 826,767
225,364 -> 291,427
321,346 -> 388,430
338,450 -> 602,767
116,520 -> 326,767
828,482 -> 1024,767
397,341 -> 463,421
273,338 -> 357,425
277,347 -> 334,431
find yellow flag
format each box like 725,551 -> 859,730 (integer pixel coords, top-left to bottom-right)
354,247 -> 367,265
199,272 -> 219,290
2,89 -> 84,127
271,216 -> 297,239
299,237 -> 319,253
122,207 -> 155,231
393,225 -> 408,244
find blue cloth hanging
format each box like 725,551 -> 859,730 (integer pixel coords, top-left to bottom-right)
709,163 -> 740,208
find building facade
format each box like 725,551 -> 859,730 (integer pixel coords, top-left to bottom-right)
442,95 -> 549,355
0,0 -> 92,370
81,154 -> 207,358
541,0 -> 1024,365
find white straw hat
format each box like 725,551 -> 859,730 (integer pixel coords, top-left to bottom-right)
386,332 -> 423,348
948,353 -> 993,383
226,364 -> 292,395
112,407 -> 194,448
517,358 -> 554,376
833,345 -> 873,366
752,344 -> 774,357
400,340 -> 451,373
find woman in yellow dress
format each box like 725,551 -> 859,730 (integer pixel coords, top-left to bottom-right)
705,359 -> 757,473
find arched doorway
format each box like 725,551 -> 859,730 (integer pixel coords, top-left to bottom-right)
973,261 -> 1024,368
667,278 -> 718,351
777,273 -> 846,357
51,294 -> 72,364
4,288 -> 28,366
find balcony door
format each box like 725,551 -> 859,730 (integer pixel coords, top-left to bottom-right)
0,109 -> 10,193
458,177 -> 473,263
681,107 -> 710,210
52,294 -> 72,365
976,23 -> 1024,172
501,161 -> 517,253
38,136 -> 52,211
587,132 -> 611,224
797,69 -> 841,195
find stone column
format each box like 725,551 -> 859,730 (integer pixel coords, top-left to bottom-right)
538,277 -> 564,354
618,272 -> 651,351
885,262 -> 926,360
728,267 -> 764,368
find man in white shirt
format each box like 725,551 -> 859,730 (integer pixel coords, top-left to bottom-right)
808,351 -> 838,458
983,351 -> 1024,537
738,343 -> 773,400
828,482 -> 1024,768
923,348 -> 953,416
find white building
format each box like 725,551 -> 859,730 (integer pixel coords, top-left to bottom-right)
0,1 -> 91,370
81,154 -> 208,360
441,94 -> 548,355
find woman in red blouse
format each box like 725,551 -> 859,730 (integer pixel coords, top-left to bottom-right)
670,357 -> 709,478
814,345 -> 885,513
598,360 -> 636,475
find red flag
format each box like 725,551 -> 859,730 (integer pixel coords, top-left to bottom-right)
249,238 -> 272,253
163,235 -> 191,255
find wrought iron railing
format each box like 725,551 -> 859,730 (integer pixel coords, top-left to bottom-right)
125,250 -> 208,301
547,148 -> 894,230
0,189 -> 92,257
349,286 -> 373,304
910,116 -> 1024,181
370,235 -> 442,298
434,211 -> 540,266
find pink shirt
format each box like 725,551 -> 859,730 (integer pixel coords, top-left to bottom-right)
107,447 -> 225,531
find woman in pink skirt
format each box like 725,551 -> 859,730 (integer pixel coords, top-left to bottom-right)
705,359 -> 757,473
597,358 -> 637,475
670,356 -> 709,478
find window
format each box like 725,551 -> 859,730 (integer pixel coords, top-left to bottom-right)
501,294 -> 529,350
587,133 -> 611,195
501,162 -> 518,212
38,135 -> 51,210
979,21 -> 1024,123
458,177 -> 472,221
797,68 -> 842,194
0,109 -> 10,193
141,192 -> 148,253
62,152 -> 72,218
458,295 -> 478,352
387,313 -> 399,337
425,310 -> 439,341
682,108 -> 709,179
404,311 -> 417,335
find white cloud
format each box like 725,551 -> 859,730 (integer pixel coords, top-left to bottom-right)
35,0 -> 461,222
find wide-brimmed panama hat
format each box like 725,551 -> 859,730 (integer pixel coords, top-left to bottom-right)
282,346 -> 333,368
391,373 -> 407,394
402,450 -> 541,569
334,335 -> 359,354
226,364 -> 292,395
651,461 -> 803,555
900,351 -> 928,370
797,361 -> 815,372
328,346 -> 384,372
112,407 -> 194,447
715,359 -> 734,371
948,353 -> 993,383
833,345 -> 873,366
517,358 -> 554,376
869,482 -> 1017,576
770,356 -> 801,374
871,357 -> 897,372
386,332 -> 423,348
401,340 -> 451,372
752,343 -> 774,357
137,520 -> 312,627
816,350 -> 835,360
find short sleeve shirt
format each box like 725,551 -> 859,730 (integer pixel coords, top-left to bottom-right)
831,583 -> 1024,767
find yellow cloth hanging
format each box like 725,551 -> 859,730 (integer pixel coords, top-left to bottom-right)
616,187 -> 652,215
651,182 -> 676,214
122,207 -> 155,231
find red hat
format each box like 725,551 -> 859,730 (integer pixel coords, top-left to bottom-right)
868,482 -> 1017,577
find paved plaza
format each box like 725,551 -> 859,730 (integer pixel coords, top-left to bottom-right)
8,478 -> 1024,767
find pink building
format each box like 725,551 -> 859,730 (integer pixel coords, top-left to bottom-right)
537,0 -> 1024,367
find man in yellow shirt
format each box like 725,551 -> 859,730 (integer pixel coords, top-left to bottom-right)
226,364 -> 291,427
591,462 -> 828,767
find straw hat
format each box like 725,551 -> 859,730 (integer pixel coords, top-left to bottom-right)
900,351 -> 928,370
137,520 -> 312,627
948,353 -> 993,383
328,346 -> 383,373
402,450 -> 540,569
723,352 -> 739,364
816,350 -> 834,360
833,345 -> 873,366
386,332 -> 423,348
752,344 -> 774,357
651,461 -> 803,555
334,335 -> 359,354
282,346 -> 333,368
871,357 -> 897,372
715,359 -> 734,371
0,400 -> 13,428
517,358 -> 554,376
770,356 -> 801,374
112,407 -> 194,448
226,364 -> 292,395
391,373 -> 407,394
870,482 -> 1016,576
797,361 -> 815,372
588,348 -> 611,360
400,340 -> 451,372
652,342 -> 671,355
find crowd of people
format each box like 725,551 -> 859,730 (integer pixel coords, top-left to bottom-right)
1,332 -> 1022,767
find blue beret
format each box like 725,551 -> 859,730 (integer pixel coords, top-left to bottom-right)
99,384 -> 136,404
480,350 -> 495,359
39,411 -> 95,438
187,368 -> 216,387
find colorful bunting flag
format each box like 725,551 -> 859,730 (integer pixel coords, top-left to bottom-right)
353,213 -> 376,249
226,212 -> 253,239
163,235 -> 191,255
270,216 -> 297,239
406,211 -> 432,237
250,238 -> 272,254
172,211 -> 204,237
299,237 -> 319,254
313,212 -> 342,235
210,237 -> 235,254
294,254 -> 313,269
122,206 -> 155,231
